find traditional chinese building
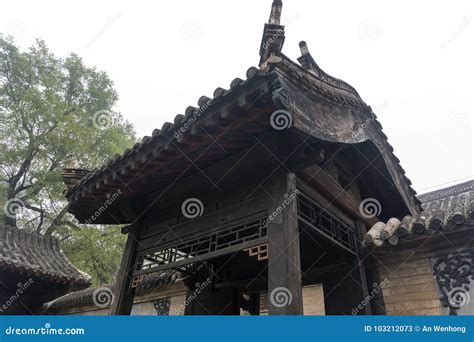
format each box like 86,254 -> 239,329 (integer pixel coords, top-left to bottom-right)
53,0 -> 473,316
46,180 -> 474,316
0,224 -> 91,314
365,180 -> 474,315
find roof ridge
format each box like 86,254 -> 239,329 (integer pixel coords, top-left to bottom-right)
0,224 -> 60,251
418,179 -> 474,203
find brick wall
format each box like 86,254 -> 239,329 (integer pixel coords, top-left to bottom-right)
377,255 -> 442,315
302,284 -> 325,315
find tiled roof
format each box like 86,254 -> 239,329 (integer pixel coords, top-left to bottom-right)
64,57 -> 419,222
44,265 -> 198,312
64,66 -> 273,201
364,180 -> 474,247
0,224 -> 91,288
63,0 -> 420,223
65,60 -> 369,202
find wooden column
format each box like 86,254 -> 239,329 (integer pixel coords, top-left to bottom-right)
109,221 -> 142,315
267,172 -> 303,315
356,220 -> 372,315
323,223 -> 372,316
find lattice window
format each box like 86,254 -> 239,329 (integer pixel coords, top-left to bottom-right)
297,190 -> 357,254
137,215 -> 268,272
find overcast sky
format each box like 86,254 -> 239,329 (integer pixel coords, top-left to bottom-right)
2,0 -> 472,193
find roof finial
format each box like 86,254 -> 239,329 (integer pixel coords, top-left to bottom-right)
297,41 -> 322,77
299,41 -> 309,55
259,0 -> 285,67
268,0 -> 283,25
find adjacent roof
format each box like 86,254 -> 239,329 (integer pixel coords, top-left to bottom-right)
364,180 -> 474,247
0,224 -> 91,288
45,266 -> 196,312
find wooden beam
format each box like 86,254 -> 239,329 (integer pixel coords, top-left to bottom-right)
109,221 -> 142,315
267,172 -> 303,315
297,164 -> 379,227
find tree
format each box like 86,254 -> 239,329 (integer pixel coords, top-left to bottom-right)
61,226 -> 126,287
0,35 -> 136,284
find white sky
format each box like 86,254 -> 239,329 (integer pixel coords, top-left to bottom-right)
2,0 -> 473,193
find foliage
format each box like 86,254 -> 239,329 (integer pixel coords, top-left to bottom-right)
0,35 -> 135,285
61,226 -> 126,287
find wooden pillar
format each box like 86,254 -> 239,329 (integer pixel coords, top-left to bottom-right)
357,257 -> 372,315
323,221 -> 372,315
109,221 -> 142,315
356,221 -> 372,315
267,172 -> 303,315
